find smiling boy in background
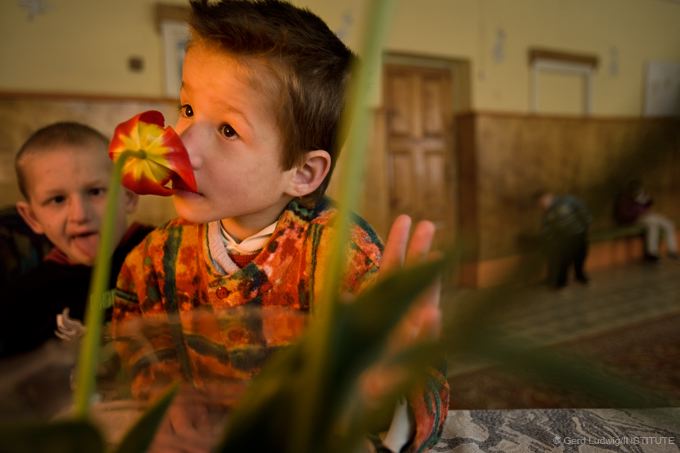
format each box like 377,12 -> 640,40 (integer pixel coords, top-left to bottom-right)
0,122 -> 152,357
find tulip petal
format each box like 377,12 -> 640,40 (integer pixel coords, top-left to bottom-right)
109,111 -> 197,196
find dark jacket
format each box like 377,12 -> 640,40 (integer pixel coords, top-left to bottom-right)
615,192 -> 652,225
0,223 -> 153,357
542,195 -> 592,239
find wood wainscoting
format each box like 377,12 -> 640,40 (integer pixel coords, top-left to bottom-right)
455,111 -> 680,288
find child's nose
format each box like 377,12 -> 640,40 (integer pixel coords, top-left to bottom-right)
68,196 -> 91,223
176,123 -> 205,170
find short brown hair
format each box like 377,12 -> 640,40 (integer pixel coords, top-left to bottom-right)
15,122 -> 108,199
188,0 -> 355,202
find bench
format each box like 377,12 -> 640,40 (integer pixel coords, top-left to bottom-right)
589,224 -> 645,243
588,224 -> 649,269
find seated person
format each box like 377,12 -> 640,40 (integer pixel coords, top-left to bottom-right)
615,179 -> 678,261
0,122 -> 153,357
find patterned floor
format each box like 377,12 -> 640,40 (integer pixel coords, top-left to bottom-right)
441,260 -> 680,409
498,261 -> 680,345
442,260 -> 680,375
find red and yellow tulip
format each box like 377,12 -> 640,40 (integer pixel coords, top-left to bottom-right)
109,110 -> 197,196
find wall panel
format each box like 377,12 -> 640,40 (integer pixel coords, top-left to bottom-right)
456,112 -> 680,286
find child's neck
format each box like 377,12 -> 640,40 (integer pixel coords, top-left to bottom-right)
219,198 -> 292,242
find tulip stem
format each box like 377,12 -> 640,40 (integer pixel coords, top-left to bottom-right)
73,150 -> 137,418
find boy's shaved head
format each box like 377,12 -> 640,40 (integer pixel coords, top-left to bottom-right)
188,0 -> 355,201
16,122 -> 109,199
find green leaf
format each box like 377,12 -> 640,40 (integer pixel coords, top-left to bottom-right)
215,256 -> 447,452
316,258 -> 446,422
112,384 -> 178,453
0,419 -> 104,453
294,1 -> 398,451
214,343 -> 306,451
331,341 -> 444,453
74,153 -> 128,417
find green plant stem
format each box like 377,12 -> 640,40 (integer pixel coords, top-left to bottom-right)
74,150 -> 144,418
292,1 -> 395,451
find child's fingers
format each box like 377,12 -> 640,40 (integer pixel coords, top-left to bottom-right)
414,302 -> 442,339
382,217 -> 437,274
405,220 -> 436,265
406,219 -> 440,317
382,216 -> 442,348
381,215 -> 412,273
399,299 -> 442,345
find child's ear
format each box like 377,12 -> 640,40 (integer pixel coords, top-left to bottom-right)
285,150 -> 331,197
123,189 -> 139,214
16,201 -> 45,235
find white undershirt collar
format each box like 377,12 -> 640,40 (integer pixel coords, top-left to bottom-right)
219,221 -> 277,255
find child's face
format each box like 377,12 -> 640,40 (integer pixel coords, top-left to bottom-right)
16,144 -> 137,265
173,41 -> 298,236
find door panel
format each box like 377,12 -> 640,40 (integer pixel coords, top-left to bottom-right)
422,75 -> 445,136
388,149 -> 416,214
384,63 -> 456,246
387,73 -> 415,137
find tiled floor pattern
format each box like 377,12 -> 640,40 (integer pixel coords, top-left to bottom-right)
442,260 -> 680,375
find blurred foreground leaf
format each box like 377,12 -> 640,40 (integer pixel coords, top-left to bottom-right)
112,384 -> 178,453
0,419 -> 104,453
216,255 -> 446,453
470,330 -> 677,408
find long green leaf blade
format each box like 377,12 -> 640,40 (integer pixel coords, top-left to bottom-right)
0,420 -> 104,453
112,384 -> 178,453
73,156 -> 126,417
294,1 -> 397,452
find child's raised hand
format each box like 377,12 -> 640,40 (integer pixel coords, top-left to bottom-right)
361,215 -> 442,404
381,214 -> 442,344
359,215 -> 443,450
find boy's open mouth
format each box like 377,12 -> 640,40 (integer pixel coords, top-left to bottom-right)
71,231 -> 100,259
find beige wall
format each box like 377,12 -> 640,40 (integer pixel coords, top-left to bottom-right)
385,0 -> 680,114
0,0 -> 186,97
1,0 -> 679,114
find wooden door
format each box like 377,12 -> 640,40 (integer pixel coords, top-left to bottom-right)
383,64 -> 456,247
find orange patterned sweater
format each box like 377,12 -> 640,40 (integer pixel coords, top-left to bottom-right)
112,198 -> 448,451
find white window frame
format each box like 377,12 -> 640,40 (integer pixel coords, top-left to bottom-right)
529,49 -> 598,116
160,21 -> 190,98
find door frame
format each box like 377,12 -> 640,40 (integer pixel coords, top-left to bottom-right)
376,52 -> 471,247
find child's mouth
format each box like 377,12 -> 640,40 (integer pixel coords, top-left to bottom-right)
71,232 -> 100,260
174,188 -> 204,198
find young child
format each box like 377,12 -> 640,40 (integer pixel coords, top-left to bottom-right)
0,122 -> 152,357
112,1 -> 448,451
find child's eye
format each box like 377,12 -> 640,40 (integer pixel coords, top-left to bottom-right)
89,187 -> 107,197
45,195 -> 66,206
179,104 -> 194,118
219,123 -> 238,139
